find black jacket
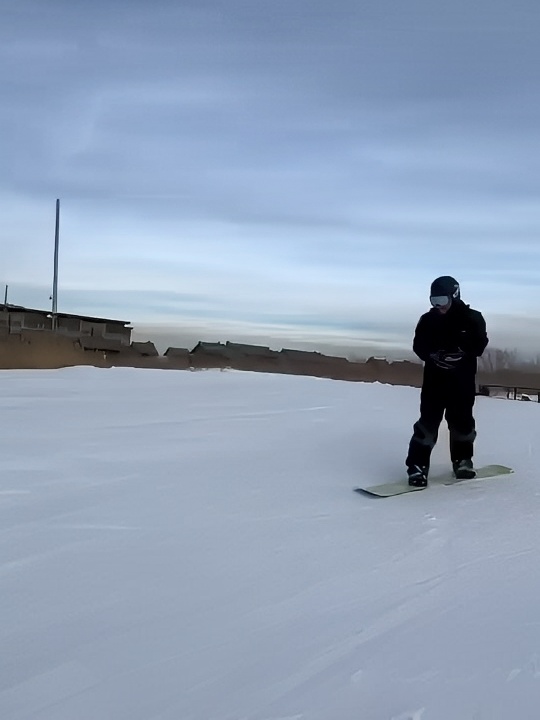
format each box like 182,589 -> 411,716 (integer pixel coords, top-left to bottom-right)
413,300 -> 488,375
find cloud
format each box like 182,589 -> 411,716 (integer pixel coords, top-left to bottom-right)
1,0 -> 540,356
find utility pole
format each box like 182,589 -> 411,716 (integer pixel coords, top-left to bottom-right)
4,285 -> 7,305
52,198 -> 60,330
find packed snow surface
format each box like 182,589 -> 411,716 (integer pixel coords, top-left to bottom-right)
1,367 -> 539,720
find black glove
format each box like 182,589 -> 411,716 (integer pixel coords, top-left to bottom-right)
429,349 -> 466,370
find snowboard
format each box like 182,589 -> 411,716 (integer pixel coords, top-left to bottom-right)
354,464 -> 514,498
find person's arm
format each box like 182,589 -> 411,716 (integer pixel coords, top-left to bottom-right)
461,311 -> 488,357
412,316 -> 431,362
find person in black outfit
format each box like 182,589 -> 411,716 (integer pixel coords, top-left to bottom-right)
406,276 -> 488,487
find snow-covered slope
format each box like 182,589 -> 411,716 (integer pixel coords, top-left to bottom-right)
1,367 -> 539,720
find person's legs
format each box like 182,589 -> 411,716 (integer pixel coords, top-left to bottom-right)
445,375 -> 477,476
406,380 -> 446,478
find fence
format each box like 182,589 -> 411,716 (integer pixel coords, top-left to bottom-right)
478,384 -> 540,402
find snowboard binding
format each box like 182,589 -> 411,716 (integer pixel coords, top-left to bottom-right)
407,465 -> 428,487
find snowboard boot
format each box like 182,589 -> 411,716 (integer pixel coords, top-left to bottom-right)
453,459 -> 476,480
407,465 -> 428,487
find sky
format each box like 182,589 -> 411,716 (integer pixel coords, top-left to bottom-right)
1,0 -> 540,358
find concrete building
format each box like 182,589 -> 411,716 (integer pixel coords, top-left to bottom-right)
0,304 -> 132,351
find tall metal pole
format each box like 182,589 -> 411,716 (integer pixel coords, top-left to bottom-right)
4,285 -> 7,305
52,198 -> 60,330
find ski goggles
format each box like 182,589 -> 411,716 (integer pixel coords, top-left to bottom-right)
430,295 -> 451,307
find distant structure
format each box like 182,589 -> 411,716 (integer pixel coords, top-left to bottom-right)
131,341 -> 159,357
190,341 -> 279,361
0,303 -> 132,352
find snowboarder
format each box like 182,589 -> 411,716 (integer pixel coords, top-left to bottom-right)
406,276 -> 488,487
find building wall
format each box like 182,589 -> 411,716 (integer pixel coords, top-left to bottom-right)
0,312 -> 9,335
7,311 -> 52,332
59,318 -> 131,345
0,308 -> 131,344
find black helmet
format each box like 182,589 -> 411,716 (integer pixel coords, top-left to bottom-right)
430,276 -> 460,307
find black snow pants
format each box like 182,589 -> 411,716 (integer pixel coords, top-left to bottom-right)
406,369 -> 477,471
